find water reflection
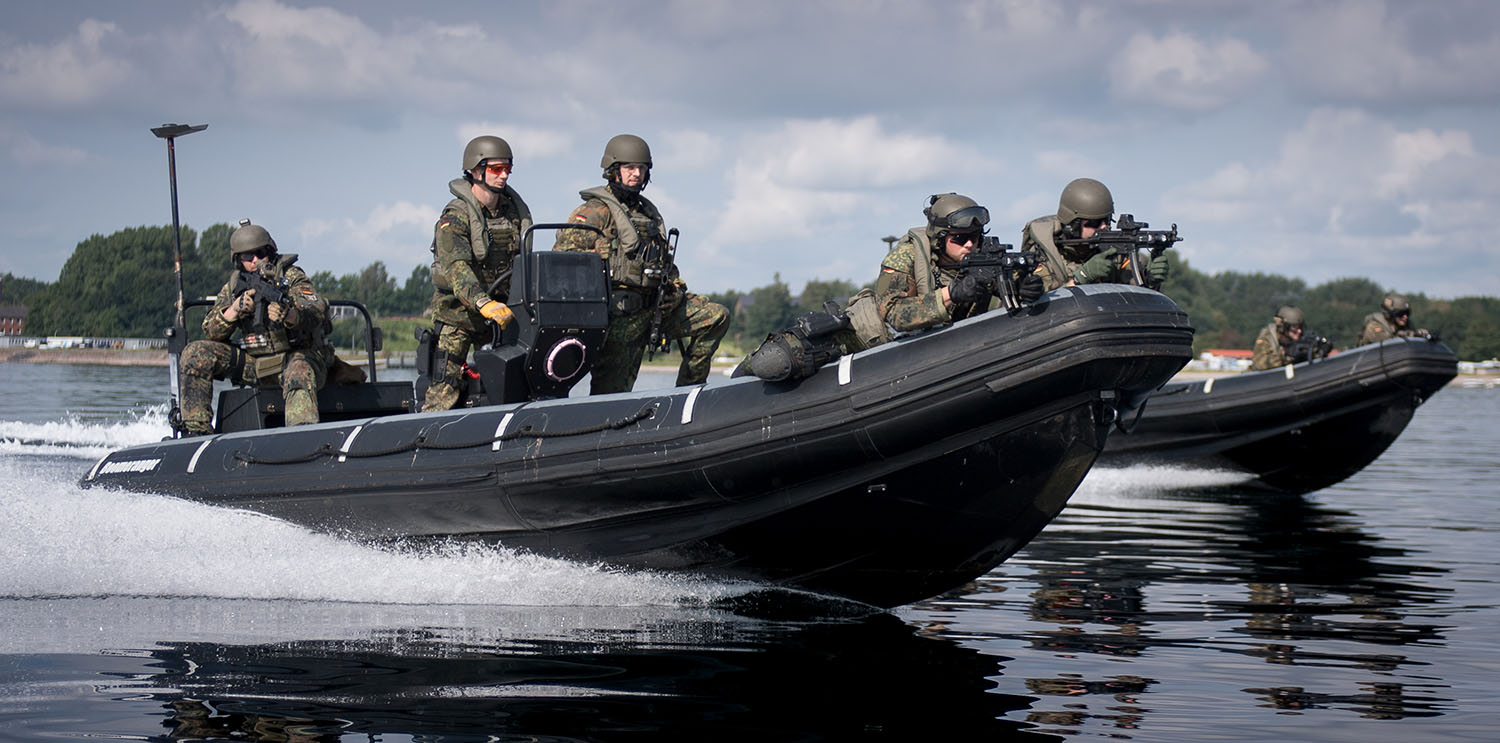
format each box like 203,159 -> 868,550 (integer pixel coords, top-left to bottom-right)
909,482 -> 1458,733
131,609 -> 1060,741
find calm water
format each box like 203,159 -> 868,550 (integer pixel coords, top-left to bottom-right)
1,362 -> 1496,741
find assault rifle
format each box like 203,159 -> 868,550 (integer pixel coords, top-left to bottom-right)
958,237 -> 1041,309
233,270 -> 292,335
1055,213 -> 1182,290
1285,333 -> 1333,364
646,228 -> 681,361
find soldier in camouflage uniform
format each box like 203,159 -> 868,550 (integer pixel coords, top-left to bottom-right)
876,193 -> 1043,332
1021,178 -> 1170,291
1250,306 -> 1305,371
179,222 -> 331,434
422,135 -> 532,412
1357,292 -> 1430,345
554,134 -> 728,394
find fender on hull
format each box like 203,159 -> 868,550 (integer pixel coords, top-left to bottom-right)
84,285 -> 1194,606
1101,337 -> 1458,494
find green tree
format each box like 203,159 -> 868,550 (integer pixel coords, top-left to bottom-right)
736,273 -> 797,347
28,225 -> 223,336
797,278 -> 860,312
0,273 -> 50,306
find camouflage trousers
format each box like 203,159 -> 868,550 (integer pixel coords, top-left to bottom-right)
420,322 -> 494,413
179,339 -> 327,434
590,293 -> 730,394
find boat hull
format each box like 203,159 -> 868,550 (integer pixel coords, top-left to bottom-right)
84,285 -> 1194,606
1100,337 -> 1458,494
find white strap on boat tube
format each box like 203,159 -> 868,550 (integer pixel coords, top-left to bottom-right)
337,425 -> 364,463
1285,364 -> 1295,380
838,354 -> 852,386
186,438 -> 214,474
682,386 -> 703,425
1203,377 -> 1214,394
492,412 -> 514,451
86,456 -> 107,481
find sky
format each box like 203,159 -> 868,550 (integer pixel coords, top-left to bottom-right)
2,0 -> 1498,300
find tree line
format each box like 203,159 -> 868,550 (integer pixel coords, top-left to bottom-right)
5,224 -> 1499,361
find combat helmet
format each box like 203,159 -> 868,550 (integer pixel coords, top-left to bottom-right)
923,193 -> 989,242
1382,292 -> 1411,319
1057,178 -> 1114,224
601,134 -> 652,169
230,220 -> 277,259
462,135 -> 513,173
1275,305 -> 1305,328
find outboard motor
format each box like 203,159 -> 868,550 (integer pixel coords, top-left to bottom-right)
466,223 -> 609,404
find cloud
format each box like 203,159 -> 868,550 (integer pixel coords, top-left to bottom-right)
456,122 -> 573,160
0,19 -> 131,108
297,200 -> 436,272
658,129 -> 725,173
710,116 -> 988,246
1162,107 -> 1499,295
1282,0 -> 1500,105
0,126 -> 88,167
1110,31 -> 1268,111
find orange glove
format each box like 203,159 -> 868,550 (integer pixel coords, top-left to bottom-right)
479,300 -> 514,329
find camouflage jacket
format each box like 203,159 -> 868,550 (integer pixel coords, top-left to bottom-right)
555,185 -> 680,295
1249,323 -> 1289,371
429,178 -> 532,330
1022,214 -> 1139,292
875,228 -> 992,333
1356,311 -> 1425,346
202,254 -> 329,358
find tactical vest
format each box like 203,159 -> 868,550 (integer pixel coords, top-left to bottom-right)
1024,215 -> 1077,289
229,255 -> 326,359
431,178 -> 533,292
579,185 -> 669,291
904,227 -> 990,320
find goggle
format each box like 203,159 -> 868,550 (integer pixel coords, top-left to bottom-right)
484,161 -> 513,175
239,247 -> 273,261
1391,309 -> 1410,318
936,205 -> 990,232
1081,217 -> 1112,229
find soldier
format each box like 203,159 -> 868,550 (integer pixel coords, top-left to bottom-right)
422,135 -> 532,412
877,193 -> 1043,332
1357,292 -> 1430,345
737,193 -> 1042,382
179,222 -> 331,434
1021,178 -> 1171,291
1250,305 -> 1306,371
555,134 -> 729,394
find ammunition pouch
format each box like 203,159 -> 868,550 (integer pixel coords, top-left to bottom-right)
844,289 -> 891,352
609,289 -> 647,317
251,352 -> 287,385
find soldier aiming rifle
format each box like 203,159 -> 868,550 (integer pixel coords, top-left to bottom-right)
956,237 -> 1043,310
1054,213 -> 1181,290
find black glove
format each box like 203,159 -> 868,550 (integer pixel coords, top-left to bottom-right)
1073,247 -> 1119,284
948,274 -> 987,305
1016,273 -> 1044,304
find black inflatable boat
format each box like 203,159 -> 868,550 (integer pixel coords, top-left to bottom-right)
82,280 -> 1192,607
1099,336 -> 1457,494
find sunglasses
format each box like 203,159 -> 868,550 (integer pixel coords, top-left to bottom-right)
239,247 -> 273,261
1081,217 -> 1112,229
484,161 -> 513,175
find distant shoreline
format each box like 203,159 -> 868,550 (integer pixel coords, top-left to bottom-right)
0,347 -> 167,367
